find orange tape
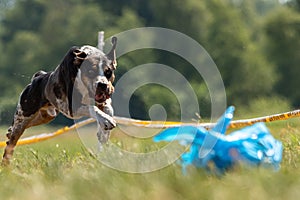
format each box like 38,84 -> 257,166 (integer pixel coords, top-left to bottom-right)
0,109 -> 299,147
0,118 -> 95,147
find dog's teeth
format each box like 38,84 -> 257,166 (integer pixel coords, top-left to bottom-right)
95,93 -> 108,103
95,94 -> 102,101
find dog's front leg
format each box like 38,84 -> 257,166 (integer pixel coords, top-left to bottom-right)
88,105 -> 116,131
76,105 -> 115,145
96,101 -> 114,144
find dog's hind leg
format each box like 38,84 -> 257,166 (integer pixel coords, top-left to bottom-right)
2,105 -> 36,165
25,106 -> 57,128
2,105 -> 56,165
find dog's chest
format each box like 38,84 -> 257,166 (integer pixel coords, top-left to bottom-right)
55,98 -> 71,117
44,72 -> 72,118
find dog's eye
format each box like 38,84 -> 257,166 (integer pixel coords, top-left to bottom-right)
104,69 -> 112,79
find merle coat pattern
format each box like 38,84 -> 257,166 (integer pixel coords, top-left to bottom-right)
2,37 -> 118,164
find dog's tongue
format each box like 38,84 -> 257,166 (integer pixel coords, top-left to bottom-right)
95,94 -> 103,101
95,93 -> 110,102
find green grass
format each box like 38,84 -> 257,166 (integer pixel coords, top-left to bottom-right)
1,119 -> 300,200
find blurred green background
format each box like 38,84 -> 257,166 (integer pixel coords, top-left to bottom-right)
1,2 -> 300,199
0,0 -> 299,125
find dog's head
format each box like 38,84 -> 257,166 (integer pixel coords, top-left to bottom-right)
72,37 -> 117,106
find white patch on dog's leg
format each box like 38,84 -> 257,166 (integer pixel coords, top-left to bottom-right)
56,99 -> 70,117
94,99 -> 114,146
102,99 -> 114,116
47,107 -> 57,117
96,126 -> 105,152
87,105 -> 114,146
96,126 -> 111,153
97,126 -> 111,144
75,105 -> 115,146
88,105 -> 116,130
96,125 -> 104,152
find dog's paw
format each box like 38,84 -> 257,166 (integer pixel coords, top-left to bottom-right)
97,115 -> 116,130
104,117 -> 116,130
91,106 -> 116,130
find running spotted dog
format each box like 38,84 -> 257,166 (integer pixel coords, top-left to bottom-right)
2,37 -> 118,165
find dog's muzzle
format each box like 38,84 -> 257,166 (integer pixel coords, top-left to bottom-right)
94,78 -> 114,104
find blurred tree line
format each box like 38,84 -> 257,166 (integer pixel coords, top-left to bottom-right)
0,0 -> 299,125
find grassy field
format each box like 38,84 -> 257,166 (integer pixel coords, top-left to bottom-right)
0,119 -> 300,200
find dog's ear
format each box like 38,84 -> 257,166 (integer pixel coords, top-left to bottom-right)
73,48 -> 87,66
106,37 -> 117,70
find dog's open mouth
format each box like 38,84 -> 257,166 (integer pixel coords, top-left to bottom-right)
95,92 -> 110,104
93,81 -> 114,105
95,86 -> 111,104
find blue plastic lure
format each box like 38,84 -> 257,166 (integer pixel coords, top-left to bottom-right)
153,106 -> 283,174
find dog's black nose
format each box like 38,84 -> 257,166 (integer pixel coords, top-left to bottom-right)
97,82 -> 107,90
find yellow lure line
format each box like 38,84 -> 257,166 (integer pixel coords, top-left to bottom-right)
115,109 -> 300,129
0,118 -> 95,147
1,109 -> 300,147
